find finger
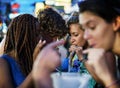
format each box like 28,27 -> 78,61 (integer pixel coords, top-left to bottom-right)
42,40 -> 46,44
39,40 -> 46,47
69,45 -> 78,52
48,40 -> 65,48
39,40 -> 42,43
77,46 -> 82,50
83,48 -> 90,54
76,46 -> 82,51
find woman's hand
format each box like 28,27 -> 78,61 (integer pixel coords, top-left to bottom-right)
33,40 -> 46,61
32,40 -> 65,88
69,45 -> 83,60
33,40 -> 65,75
82,48 -> 117,86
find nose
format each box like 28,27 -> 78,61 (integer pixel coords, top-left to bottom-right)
84,29 -> 90,40
70,37 -> 75,44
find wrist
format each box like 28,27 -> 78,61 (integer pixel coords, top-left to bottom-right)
103,73 -> 117,86
105,79 -> 120,88
33,65 -> 51,80
103,75 -> 119,87
33,68 -> 53,88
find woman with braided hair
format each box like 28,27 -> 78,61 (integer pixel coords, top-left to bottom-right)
0,14 -> 40,88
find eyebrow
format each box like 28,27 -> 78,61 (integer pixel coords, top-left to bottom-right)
80,20 -> 95,28
86,20 -> 95,26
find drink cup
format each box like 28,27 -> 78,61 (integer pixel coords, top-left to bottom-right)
51,72 -> 91,88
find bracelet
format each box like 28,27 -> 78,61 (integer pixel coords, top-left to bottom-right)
105,79 -> 120,88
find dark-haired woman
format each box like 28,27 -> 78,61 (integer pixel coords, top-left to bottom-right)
78,0 -> 120,88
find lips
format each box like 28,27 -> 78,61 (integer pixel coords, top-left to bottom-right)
88,43 -> 96,48
90,45 -> 95,48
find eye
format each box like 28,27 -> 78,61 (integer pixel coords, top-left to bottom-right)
73,33 -> 79,36
88,23 -> 96,30
89,26 -> 95,30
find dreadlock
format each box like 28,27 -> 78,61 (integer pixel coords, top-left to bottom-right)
37,8 -> 68,41
4,14 -> 40,76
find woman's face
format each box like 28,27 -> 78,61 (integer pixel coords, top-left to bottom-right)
69,23 -> 86,47
79,11 -> 115,50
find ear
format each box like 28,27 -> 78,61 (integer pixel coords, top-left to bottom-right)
113,16 -> 120,31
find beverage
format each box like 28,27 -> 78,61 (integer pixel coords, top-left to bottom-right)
51,72 -> 91,88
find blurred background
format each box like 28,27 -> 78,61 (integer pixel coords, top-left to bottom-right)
0,0 -> 81,41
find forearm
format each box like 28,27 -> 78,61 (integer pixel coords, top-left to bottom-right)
34,74 -> 53,88
84,63 -> 102,83
33,69 -> 53,88
84,63 -> 120,88
104,78 -> 120,88
18,72 -> 34,88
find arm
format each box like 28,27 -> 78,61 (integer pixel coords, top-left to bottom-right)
0,58 -> 14,88
0,58 -> 35,88
81,48 -> 120,88
32,40 -> 65,88
17,73 -> 34,88
0,40 -> 46,88
18,40 -> 46,88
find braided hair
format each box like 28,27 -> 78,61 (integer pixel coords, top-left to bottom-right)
4,14 -> 40,76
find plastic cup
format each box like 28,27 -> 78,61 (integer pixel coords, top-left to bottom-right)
51,72 -> 91,88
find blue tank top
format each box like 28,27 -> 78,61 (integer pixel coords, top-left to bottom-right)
0,54 -> 25,87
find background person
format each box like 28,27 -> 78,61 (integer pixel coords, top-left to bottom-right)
78,0 -> 120,87
61,11 -> 96,88
34,8 -> 68,63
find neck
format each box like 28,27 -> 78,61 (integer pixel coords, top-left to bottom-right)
112,32 -> 120,56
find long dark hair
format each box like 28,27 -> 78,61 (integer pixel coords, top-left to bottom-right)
78,0 -> 120,23
4,14 -> 40,76
79,0 -> 120,87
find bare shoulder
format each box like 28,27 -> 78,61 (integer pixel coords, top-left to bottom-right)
0,57 -> 10,73
0,57 -> 14,88
0,57 -> 9,67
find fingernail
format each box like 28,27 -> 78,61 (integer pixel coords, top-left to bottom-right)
39,40 -> 41,43
43,40 -> 46,44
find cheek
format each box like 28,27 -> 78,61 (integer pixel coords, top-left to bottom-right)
95,26 -> 114,49
77,35 -> 85,46
102,30 -> 115,50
